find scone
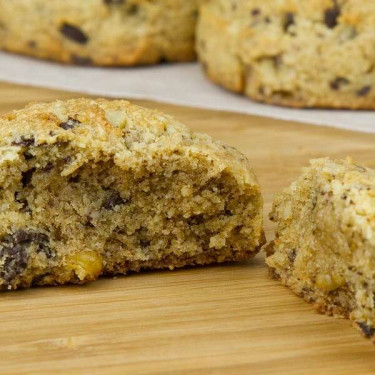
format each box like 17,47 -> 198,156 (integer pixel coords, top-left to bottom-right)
0,0 -> 198,66
197,0 -> 375,108
266,158 -> 375,341
0,98 -> 264,290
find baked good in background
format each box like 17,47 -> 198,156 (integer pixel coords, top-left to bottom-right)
0,0 -> 198,65
197,0 -> 375,108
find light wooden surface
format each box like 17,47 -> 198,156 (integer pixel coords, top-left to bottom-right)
0,82 -> 374,375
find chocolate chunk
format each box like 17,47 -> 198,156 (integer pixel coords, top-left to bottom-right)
62,155 -> 72,164
71,55 -> 92,65
12,135 -> 35,147
23,150 -> 34,160
324,4 -> 340,28
251,8 -> 261,16
284,12 -> 295,31
59,117 -> 81,130
0,230 -> 51,284
139,239 -> 151,247
187,214 -> 205,225
358,322 -> 375,338
330,77 -> 350,90
21,168 -> 36,187
102,191 -> 128,210
60,23 -> 88,44
357,85 -> 371,97
288,249 -> 297,263
41,162 -> 53,172
68,174 -> 80,183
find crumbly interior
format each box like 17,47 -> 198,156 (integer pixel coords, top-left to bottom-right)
0,99 -> 264,290
266,158 -> 375,341
0,0 -> 198,65
197,0 -> 375,108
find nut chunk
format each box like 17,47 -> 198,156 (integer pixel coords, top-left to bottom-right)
266,158 -> 375,341
0,98 -> 264,290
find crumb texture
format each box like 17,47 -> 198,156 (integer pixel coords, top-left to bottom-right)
266,158 -> 375,341
197,0 -> 375,108
0,0 -> 198,65
0,98 -> 264,290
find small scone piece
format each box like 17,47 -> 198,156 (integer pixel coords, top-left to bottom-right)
266,158 -> 375,341
0,0 -> 198,65
0,99 -> 264,290
197,0 -> 375,108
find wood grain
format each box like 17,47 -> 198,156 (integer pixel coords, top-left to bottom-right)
0,82 -> 374,375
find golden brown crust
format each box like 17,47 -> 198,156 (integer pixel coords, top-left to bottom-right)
197,0 -> 375,109
0,98 -> 264,290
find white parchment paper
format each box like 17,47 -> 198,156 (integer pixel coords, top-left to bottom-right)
0,52 -> 373,133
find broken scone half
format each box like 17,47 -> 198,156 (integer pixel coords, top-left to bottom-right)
0,99 -> 264,290
266,158 -> 375,341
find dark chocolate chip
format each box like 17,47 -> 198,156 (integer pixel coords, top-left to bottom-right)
187,214 -> 205,226
59,117 -> 81,130
324,4 -> 340,28
23,151 -> 34,160
71,55 -> 92,65
41,162 -> 53,172
68,175 -> 80,183
158,56 -> 168,64
63,155 -> 72,163
251,8 -> 261,16
288,249 -> 297,263
357,85 -> 371,97
225,209 -> 233,216
139,239 -> 151,247
330,77 -> 350,90
102,191 -> 128,210
283,12 -> 295,31
358,322 -> 375,338
0,230 -> 51,284
21,168 -> 36,187
12,135 -> 35,147
60,23 -> 88,44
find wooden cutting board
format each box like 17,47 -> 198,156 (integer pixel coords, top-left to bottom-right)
0,82 -> 374,375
